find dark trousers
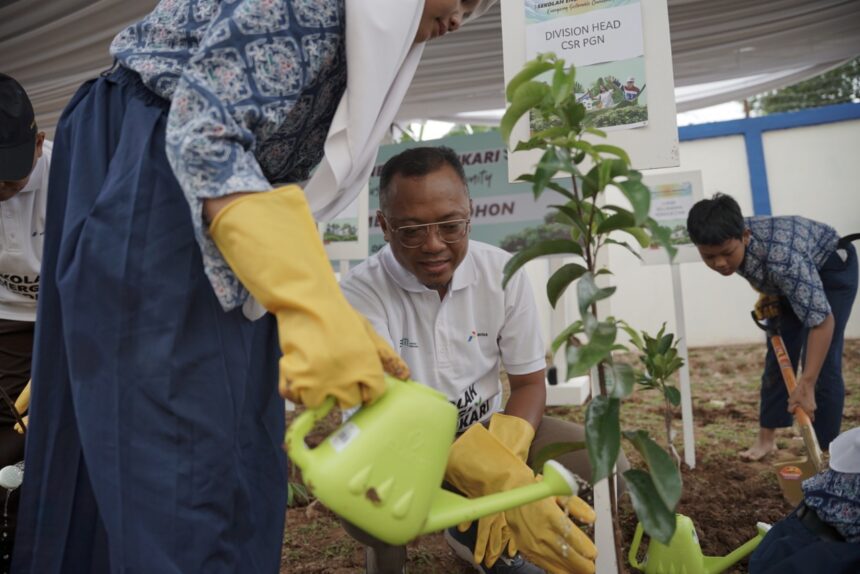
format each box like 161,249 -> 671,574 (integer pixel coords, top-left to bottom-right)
12,67 -> 286,574
759,244 -> 858,449
0,319 -> 31,574
749,504 -> 860,573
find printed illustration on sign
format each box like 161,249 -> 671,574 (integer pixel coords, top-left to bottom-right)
525,0 -> 647,131
646,181 -> 695,251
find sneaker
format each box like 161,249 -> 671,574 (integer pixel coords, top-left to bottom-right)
444,523 -> 545,574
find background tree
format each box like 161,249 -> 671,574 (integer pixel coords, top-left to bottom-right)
750,56 -> 860,115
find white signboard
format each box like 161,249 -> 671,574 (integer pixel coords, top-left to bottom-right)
501,0 -> 679,180
641,171 -> 704,266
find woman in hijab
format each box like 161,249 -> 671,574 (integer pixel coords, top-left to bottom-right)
12,1 -> 495,572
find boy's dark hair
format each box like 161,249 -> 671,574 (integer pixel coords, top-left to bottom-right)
686,193 -> 745,245
379,146 -> 468,213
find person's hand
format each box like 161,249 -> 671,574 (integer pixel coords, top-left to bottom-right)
788,377 -> 817,420
504,482 -> 596,574
445,421 -> 596,574
210,186 -> 409,409
457,514 -> 517,568
754,293 -> 781,321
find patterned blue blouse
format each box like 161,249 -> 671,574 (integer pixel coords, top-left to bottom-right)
737,216 -> 840,327
803,469 -> 860,543
110,0 -> 347,310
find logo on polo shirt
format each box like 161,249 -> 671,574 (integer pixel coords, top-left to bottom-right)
399,337 -> 418,349
466,330 -> 488,342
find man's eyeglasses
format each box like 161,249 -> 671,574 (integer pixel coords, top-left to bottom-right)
385,217 -> 471,249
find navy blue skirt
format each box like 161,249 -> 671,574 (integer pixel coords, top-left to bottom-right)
12,67 -> 286,573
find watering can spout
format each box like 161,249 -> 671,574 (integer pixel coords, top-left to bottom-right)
285,377 -> 577,545
421,460 -> 576,534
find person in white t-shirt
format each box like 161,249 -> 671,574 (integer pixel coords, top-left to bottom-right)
340,147 -> 626,574
0,72 -> 49,572
598,84 -> 615,109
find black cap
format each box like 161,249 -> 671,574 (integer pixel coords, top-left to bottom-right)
0,73 -> 37,181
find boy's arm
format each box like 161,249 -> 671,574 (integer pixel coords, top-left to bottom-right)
789,313 -> 835,418
505,370 -> 547,431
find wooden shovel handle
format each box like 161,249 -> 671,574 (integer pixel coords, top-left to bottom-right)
770,336 -> 812,425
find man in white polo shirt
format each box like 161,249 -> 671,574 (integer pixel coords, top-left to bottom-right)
0,72 -> 49,571
341,147 -> 618,574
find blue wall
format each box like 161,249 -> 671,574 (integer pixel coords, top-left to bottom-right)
678,103 -> 860,215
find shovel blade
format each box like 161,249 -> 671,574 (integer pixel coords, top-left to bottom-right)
773,457 -> 818,506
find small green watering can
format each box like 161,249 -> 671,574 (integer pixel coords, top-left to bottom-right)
286,376 -> 577,545
629,514 -> 770,574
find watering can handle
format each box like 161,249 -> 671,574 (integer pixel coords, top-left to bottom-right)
283,396 -> 337,469
628,522 -> 646,571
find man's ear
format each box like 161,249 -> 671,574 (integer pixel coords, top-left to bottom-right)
34,132 -> 46,160
377,211 -> 391,243
742,228 -> 751,246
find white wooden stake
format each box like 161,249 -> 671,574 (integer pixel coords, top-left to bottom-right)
671,262 -> 696,468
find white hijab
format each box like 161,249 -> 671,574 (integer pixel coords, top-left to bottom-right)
304,0 -> 497,221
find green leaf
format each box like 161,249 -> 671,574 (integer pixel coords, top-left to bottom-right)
576,273 -> 616,317
551,320 -> 584,354
585,396 -> 621,483
623,468 -> 677,545
502,239 -> 584,289
584,126 -> 607,138
592,144 -> 631,165
530,441 -> 586,473
589,320 -> 617,349
581,164 -> 600,198
646,218 -> 678,260
623,430 -> 683,510
560,99 -> 586,129
596,211 -> 636,234
551,62 -> 576,107
567,342 -> 610,377
657,333 -> 674,354
551,204 -> 588,237
604,238 -> 643,261
532,147 -> 563,199
505,57 -> 555,102
665,385 -> 681,406
608,363 -> 635,399
513,138 -> 548,152
617,320 -> 644,350
501,81 -> 550,143
547,263 -> 588,308
620,226 -> 651,248
618,179 -> 651,224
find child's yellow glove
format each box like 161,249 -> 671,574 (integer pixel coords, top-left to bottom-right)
210,186 -> 409,409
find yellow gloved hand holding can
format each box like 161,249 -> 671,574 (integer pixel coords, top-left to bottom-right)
446,413 -> 597,574
210,186 -> 409,409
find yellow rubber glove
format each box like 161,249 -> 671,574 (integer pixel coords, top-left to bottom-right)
754,292 -> 781,321
446,422 -> 597,574
13,380 -> 30,433
210,186 -> 409,408
457,414 -> 534,568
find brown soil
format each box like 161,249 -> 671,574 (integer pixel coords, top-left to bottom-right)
281,339 -> 860,573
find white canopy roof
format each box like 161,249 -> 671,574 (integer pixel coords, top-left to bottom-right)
2,0 -> 859,133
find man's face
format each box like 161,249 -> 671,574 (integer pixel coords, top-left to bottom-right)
695,231 -> 750,276
414,0 -> 481,44
379,164 -> 471,294
0,132 -> 44,202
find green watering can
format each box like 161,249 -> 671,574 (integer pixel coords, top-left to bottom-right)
286,376 -> 578,546
629,514 -> 770,574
